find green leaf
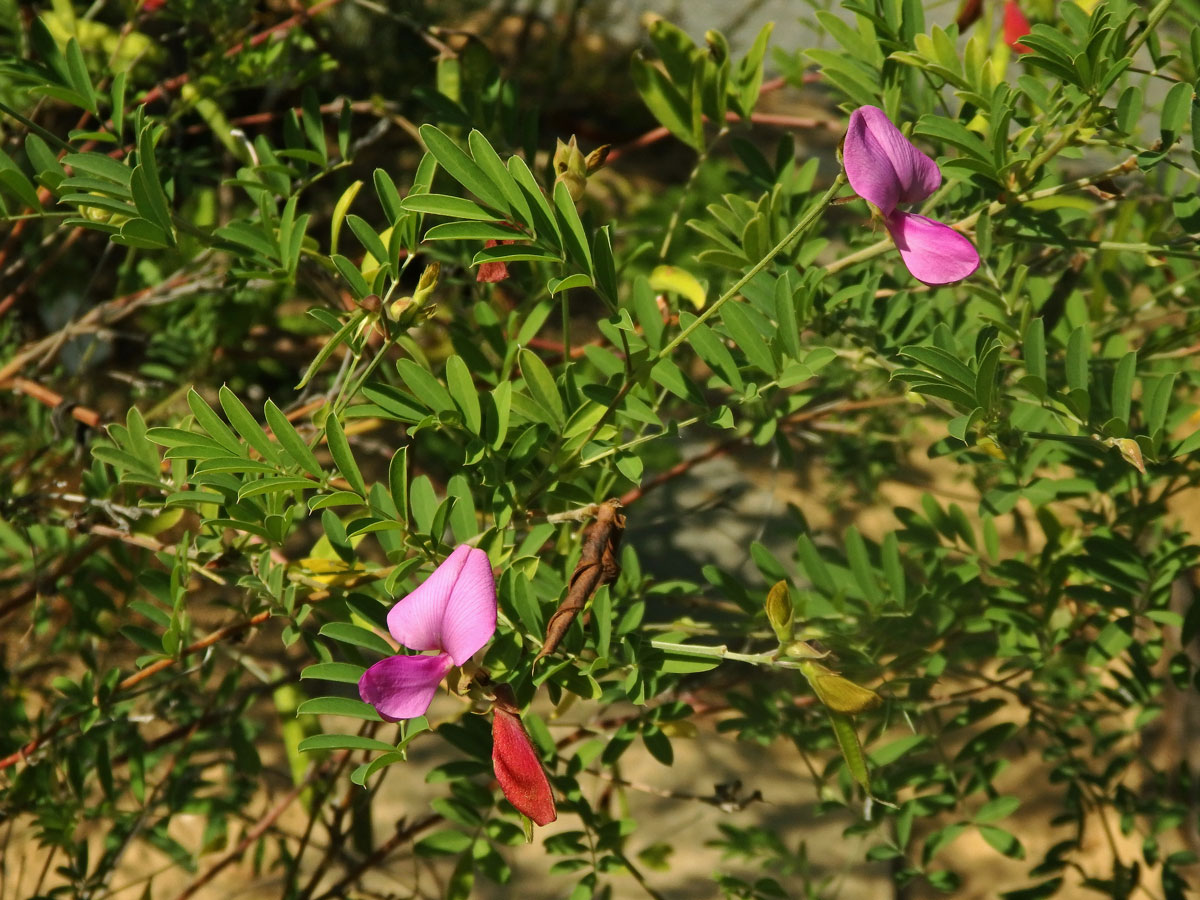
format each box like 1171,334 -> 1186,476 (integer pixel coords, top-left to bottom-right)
796,534 -> 836,595
631,51 -> 703,150
720,301 -> 776,375
325,415 -> 366,496
301,86 -> 328,164
828,711 -> 870,791
592,225 -> 618,303
552,180 -> 593,275
681,314 -> 742,391
423,221 -> 526,241
445,356 -> 481,432
416,830 -> 473,857
388,446 -> 408,527
734,23 -> 774,117
409,475 -> 438,534
978,825 -> 1025,859
1065,325 -> 1089,394
401,193 -> 502,221
318,622 -> 394,656
467,129 -> 530,222
418,124 -> 510,212
238,475 -> 320,499
0,156 -> 42,209
1161,80 -> 1193,143
115,217 -> 172,249
1023,317 -> 1046,383
297,697 -> 381,720
219,386 -> 281,466
507,154 -> 560,246
471,245 -> 560,265
881,532 -> 905,606
396,359 -> 455,414
187,389 -> 243,455
331,253 -> 370,299
373,168 -> 403,224
298,734 -> 396,753
301,662 -> 367,684
548,273 -> 593,294
975,796 -> 1021,824
1111,351 -> 1136,424
63,37 -> 98,115
347,215 -> 392,278
518,348 -> 565,425
264,400 -> 323,478
1143,373 -> 1176,437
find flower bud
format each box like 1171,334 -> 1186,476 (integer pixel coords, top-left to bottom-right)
492,693 -> 557,827
764,580 -> 793,643
389,262 -> 440,322
553,136 -> 589,203
800,660 -> 881,716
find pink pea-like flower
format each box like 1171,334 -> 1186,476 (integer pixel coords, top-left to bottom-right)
842,106 -> 980,285
358,545 -> 497,721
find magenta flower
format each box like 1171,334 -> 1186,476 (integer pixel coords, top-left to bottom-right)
358,545 -> 497,721
843,106 -> 980,285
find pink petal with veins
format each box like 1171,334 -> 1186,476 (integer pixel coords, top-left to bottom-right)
386,545 -> 497,665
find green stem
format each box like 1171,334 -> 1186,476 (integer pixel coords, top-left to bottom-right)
0,99 -> 75,152
656,174 -> 844,362
1127,0 -> 1175,57
659,129 -> 727,259
650,639 -> 801,668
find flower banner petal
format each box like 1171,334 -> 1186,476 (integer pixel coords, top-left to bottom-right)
844,106 -> 941,213
885,212 -> 980,285
386,545 -> 478,653
438,547 -> 497,665
358,652 -> 454,721
492,707 -> 557,826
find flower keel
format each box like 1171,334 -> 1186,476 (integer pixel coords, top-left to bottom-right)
358,652 -> 455,722
885,212 -> 980,286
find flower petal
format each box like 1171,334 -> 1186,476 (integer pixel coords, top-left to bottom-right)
492,707 -> 557,826
386,545 -> 497,664
885,212 -> 980,285
844,106 -> 941,213
1004,1 -> 1033,53
358,652 -> 454,721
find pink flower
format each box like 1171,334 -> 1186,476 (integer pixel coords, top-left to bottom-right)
492,699 -> 557,826
358,545 -> 497,721
843,106 -> 980,285
1004,1 -> 1033,53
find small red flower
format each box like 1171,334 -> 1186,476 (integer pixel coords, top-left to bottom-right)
1004,1 -> 1033,53
491,703 -> 557,826
476,239 -> 515,283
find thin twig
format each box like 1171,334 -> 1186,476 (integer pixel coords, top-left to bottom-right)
174,752 -> 349,900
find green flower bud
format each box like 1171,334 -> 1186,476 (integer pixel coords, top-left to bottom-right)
764,580 -> 793,643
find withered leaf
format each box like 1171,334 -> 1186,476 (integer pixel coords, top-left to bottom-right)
536,499 -> 625,661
